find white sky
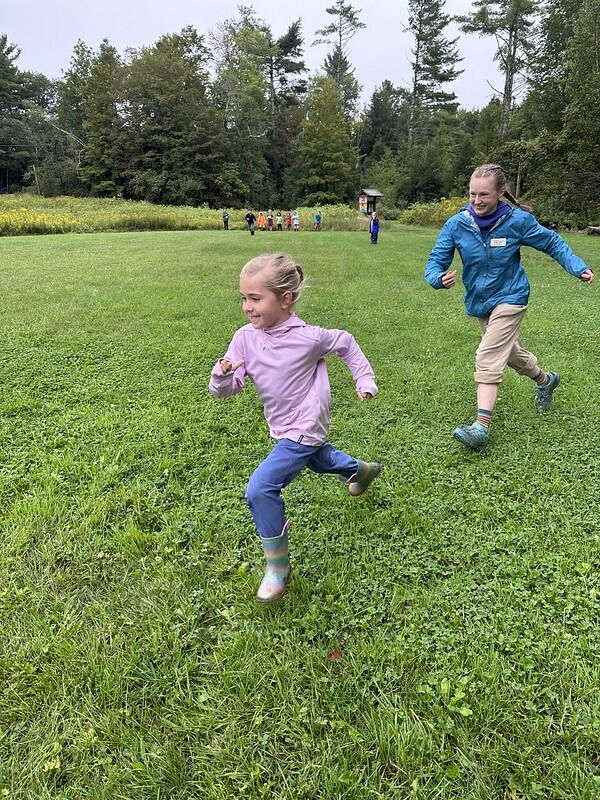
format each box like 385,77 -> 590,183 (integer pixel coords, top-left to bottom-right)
2,0 -> 503,110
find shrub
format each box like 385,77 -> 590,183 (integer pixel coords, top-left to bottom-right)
377,205 -> 402,221
399,197 -> 467,228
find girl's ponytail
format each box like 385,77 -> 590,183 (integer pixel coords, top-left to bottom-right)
502,187 -> 533,213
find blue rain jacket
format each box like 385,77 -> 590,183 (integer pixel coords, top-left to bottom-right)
424,206 -> 590,317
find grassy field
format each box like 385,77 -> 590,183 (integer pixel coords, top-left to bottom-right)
0,227 -> 599,799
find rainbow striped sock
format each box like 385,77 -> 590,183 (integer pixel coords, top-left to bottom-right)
475,409 -> 492,429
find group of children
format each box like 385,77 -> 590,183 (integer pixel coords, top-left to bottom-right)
242,209 -> 300,235
211,163 -> 594,603
239,208 -> 381,244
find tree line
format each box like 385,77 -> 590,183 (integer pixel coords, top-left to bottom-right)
1,0 -> 599,224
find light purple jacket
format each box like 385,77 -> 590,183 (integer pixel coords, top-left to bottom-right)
209,315 -> 378,446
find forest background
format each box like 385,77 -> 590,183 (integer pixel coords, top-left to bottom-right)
1,0 -> 599,227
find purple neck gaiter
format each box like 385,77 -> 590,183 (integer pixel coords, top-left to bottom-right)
467,201 -> 511,235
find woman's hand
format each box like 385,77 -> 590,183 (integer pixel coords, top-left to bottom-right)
220,358 -> 244,374
441,269 -> 457,288
357,391 -> 373,401
580,269 -> 595,283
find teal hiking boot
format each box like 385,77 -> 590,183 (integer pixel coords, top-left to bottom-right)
347,461 -> 382,496
535,371 -> 560,411
256,522 -> 291,603
452,422 -> 489,450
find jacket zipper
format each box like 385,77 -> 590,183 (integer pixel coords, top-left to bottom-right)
459,209 -> 514,310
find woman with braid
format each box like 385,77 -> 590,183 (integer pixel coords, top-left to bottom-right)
424,163 -> 594,450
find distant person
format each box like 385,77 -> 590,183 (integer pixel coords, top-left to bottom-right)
286,211 -> 292,231
276,211 -> 283,231
209,254 -> 381,603
267,209 -> 274,231
245,209 -> 256,236
258,211 -> 266,231
292,209 -> 300,231
369,211 -> 379,244
222,208 -> 229,230
424,162 -> 595,451
314,209 -> 322,231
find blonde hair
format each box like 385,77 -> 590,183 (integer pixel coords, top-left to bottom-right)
471,163 -> 533,213
240,253 -> 306,309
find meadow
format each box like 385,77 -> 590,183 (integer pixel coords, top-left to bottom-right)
0,227 -> 599,799
0,196 -> 371,236
0,194 -> 468,236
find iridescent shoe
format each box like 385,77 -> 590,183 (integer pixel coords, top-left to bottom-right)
346,461 -> 382,496
535,371 -> 560,411
452,422 -> 489,450
256,522 -> 291,603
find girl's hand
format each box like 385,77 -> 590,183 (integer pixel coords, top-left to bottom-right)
357,391 -> 373,401
220,358 -> 244,374
580,269 -> 595,283
441,269 -> 457,288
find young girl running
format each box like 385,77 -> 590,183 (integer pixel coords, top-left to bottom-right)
424,163 -> 594,450
209,254 -> 381,602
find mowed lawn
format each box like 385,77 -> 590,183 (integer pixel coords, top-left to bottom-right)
0,227 -> 599,800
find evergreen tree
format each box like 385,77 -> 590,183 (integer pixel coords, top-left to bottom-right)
471,98 -> 503,161
262,20 -> 308,205
360,80 -> 410,160
0,34 -> 33,190
520,0 -> 584,135
407,0 -> 463,137
457,0 -> 538,137
362,146 -> 402,207
555,0 -> 600,212
79,40 -> 126,196
313,1 -> 366,116
294,77 -> 356,204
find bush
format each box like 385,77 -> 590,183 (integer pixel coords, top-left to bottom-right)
399,197 -> 467,228
377,205 -> 402,221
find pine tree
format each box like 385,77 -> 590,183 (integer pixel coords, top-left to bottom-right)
313,1 -> 366,116
79,40 -> 126,196
261,20 -> 308,204
457,0 -> 538,137
295,77 -> 356,204
0,35 -> 35,190
521,0 -> 584,135
407,0 -> 463,132
558,0 -> 600,211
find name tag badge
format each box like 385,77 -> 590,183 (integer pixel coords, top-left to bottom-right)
490,238 -> 507,247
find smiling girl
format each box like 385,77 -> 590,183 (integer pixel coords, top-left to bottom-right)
425,163 -> 594,450
209,254 -> 381,602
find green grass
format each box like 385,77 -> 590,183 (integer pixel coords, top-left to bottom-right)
0,228 -> 599,799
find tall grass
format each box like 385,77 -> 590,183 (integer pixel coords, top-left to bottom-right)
0,195 -> 371,236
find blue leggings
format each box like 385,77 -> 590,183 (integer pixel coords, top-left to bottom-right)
245,439 -> 357,538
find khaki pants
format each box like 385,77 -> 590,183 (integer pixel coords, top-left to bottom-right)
474,303 -> 539,384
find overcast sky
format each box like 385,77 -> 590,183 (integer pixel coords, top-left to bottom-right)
3,0 -> 503,111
